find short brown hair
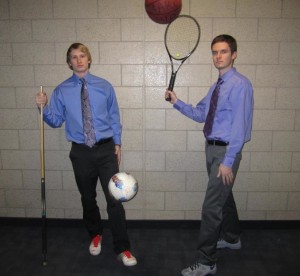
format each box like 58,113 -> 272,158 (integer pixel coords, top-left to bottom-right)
211,34 -> 237,53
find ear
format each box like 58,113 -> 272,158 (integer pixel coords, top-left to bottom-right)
232,51 -> 237,60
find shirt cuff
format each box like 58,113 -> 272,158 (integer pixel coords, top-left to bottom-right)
173,99 -> 185,110
223,156 -> 234,168
113,137 -> 121,146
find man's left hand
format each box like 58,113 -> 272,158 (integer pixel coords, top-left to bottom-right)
115,145 -> 121,166
217,164 -> 234,185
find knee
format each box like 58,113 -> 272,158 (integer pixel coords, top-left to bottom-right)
107,199 -> 125,215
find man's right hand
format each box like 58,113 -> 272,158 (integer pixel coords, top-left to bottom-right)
165,89 -> 178,104
36,91 -> 48,108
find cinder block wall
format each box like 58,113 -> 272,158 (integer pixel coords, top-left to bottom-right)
0,0 -> 299,221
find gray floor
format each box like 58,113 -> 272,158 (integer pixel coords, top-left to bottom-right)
0,220 -> 299,276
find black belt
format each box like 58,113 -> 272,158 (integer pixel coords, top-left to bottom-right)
206,140 -> 229,146
72,137 -> 113,147
94,137 -> 113,146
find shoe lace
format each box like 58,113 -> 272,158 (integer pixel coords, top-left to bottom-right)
189,262 -> 202,271
189,263 -> 215,271
92,235 -> 101,247
123,250 -> 132,258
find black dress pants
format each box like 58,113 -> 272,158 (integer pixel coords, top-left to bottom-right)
198,144 -> 241,265
69,139 -> 130,255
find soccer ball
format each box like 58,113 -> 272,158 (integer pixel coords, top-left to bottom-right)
108,172 -> 138,202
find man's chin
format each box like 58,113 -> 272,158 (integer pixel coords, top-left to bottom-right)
74,68 -> 89,74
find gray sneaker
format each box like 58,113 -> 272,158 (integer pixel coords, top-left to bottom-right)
217,238 -> 241,250
181,262 -> 217,276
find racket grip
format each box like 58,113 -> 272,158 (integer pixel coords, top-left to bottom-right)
166,73 -> 176,101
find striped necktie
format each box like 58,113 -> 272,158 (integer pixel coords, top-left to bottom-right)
81,78 -> 96,147
203,78 -> 224,138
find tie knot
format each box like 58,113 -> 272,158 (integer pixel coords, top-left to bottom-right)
217,78 -> 223,84
80,79 -> 87,92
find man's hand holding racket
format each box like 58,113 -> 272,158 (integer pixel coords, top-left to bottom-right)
165,89 -> 178,104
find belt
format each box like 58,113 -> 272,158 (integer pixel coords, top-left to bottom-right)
94,137 -> 113,146
206,140 -> 229,146
72,137 -> 113,147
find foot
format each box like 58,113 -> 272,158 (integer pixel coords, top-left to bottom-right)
181,262 -> 217,276
217,238 -> 241,250
118,250 -> 137,266
89,234 -> 102,256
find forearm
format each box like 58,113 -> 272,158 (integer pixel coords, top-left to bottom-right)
42,105 -> 64,128
173,99 -> 206,123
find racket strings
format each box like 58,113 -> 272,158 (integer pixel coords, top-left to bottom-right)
166,17 -> 200,60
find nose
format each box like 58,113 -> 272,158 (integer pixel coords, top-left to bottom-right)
216,52 -> 222,59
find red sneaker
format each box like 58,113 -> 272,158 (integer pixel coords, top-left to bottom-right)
89,234 -> 102,256
118,250 -> 137,266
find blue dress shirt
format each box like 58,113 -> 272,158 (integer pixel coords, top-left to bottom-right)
43,72 -> 122,145
174,67 -> 254,167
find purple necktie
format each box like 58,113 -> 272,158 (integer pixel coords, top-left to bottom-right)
203,78 -> 224,138
81,78 -> 96,147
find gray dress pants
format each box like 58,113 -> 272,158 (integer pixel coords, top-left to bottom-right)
198,143 -> 242,265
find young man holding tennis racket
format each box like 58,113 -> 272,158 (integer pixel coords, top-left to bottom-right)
165,34 -> 254,276
35,43 -> 137,267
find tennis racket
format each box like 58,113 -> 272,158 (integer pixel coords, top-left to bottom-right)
164,15 -> 200,101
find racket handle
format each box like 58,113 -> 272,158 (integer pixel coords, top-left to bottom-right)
166,73 -> 176,101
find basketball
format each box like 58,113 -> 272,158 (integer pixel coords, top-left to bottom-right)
108,172 -> 138,202
145,0 -> 182,24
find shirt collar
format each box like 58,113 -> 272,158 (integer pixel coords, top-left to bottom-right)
219,67 -> 236,83
72,72 -> 91,85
